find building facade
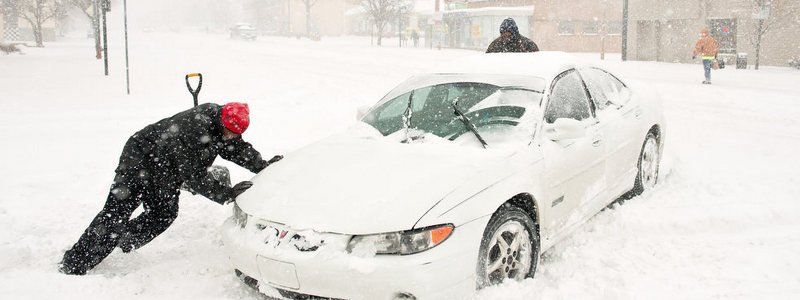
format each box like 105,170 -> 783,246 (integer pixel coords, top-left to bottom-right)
447,0 -> 798,66
1,0 -> 59,43
1,0 -> 19,41
463,0 -> 623,52
627,0 -> 800,66
245,0 -> 348,37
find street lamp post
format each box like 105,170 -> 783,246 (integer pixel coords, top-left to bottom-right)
101,0 -> 109,76
123,0 -> 130,94
621,0 -> 629,61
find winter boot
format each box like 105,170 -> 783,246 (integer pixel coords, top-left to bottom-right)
117,233 -> 134,253
58,261 -> 87,275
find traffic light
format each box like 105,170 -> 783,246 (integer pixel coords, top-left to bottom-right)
102,0 -> 111,13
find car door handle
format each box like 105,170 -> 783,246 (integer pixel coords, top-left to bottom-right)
592,138 -> 602,147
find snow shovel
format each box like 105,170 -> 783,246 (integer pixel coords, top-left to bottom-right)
180,72 -> 233,194
185,73 -> 203,107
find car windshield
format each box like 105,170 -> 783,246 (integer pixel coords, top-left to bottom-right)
362,75 -> 544,148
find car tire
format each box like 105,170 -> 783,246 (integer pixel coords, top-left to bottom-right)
632,132 -> 660,196
476,204 -> 539,289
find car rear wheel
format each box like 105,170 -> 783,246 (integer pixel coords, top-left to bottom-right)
476,205 -> 539,288
632,132 -> 660,195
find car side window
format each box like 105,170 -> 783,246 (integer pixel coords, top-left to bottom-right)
544,70 -> 592,123
581,68 -> 630,108
579,68 -> 611,111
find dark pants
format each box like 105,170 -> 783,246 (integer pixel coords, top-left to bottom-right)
60,172 -> 180,274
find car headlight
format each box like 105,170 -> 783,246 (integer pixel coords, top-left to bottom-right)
347,224 -> 454,255
232,202 -> 248,228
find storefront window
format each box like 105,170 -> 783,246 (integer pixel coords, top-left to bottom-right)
583,21 -> 598,35
601,21 -> 622,35
558,21 -> 576,35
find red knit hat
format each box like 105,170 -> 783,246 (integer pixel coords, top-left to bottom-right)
220,102 -> 250,134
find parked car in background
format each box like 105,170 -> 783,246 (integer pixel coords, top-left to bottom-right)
222,52 -> 666,299
230,23 -> 257,41
790,56 -> 800,69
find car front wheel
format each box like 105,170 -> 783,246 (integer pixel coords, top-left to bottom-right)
476,204 -> 539,288
633,132 -> 660,195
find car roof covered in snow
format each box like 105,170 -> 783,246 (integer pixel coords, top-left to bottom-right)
378,52 -> 585,102
435,51 -> 581,83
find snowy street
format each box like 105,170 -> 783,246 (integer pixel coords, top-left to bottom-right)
1,33 -> 800,299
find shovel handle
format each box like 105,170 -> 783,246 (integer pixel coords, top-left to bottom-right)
185,73 -> 203,107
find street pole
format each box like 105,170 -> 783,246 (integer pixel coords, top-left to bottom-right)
621,0 -> 629,61
287,0 -> 292,35
398,14 -> 402,48
123,0 -> 130,94
92,0 -> 101,59
102,0 -> 109,76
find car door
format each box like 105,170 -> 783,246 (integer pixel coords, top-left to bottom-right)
580,68 -> 640,197
541,69 -> 606,233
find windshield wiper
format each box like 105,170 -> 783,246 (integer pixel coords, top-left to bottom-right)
451,100 -> 488,148
402,90 -> 414,143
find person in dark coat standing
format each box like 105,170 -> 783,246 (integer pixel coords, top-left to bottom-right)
486,18 -> 539,53
59,102 -> 282,275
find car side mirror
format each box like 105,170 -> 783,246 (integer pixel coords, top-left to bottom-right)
356,105 -> 371,120
544,118 -> 586,142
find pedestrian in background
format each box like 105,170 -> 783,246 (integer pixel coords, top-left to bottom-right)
486,18 -> 539,53
693,28 -> 720,84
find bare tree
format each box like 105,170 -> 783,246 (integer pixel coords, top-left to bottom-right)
749,0 -> 797,69
361,0 -> 411,46
67,0 -> 101,58
18,0 -> 65,47
301,0 -> 317,38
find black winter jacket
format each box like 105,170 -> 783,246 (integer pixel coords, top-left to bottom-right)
486,35 -> 539,53
116,103 -> 269,204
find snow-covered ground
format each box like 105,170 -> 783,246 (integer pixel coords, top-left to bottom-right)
1,33 -> 799,299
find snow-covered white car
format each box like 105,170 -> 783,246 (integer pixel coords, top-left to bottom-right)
221,52 -> 665,299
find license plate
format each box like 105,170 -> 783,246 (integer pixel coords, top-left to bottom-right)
256,256 -> 300,289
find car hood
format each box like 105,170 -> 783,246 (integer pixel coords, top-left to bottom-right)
236,132 -> 510,234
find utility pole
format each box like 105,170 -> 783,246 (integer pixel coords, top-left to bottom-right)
621,0 -> 629,61
102,0 -> 109,76
123,0 -> 130,94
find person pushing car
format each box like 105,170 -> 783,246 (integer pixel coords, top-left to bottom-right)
59,102 -> 282,275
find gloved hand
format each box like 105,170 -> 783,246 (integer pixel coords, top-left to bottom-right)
230,181 -> 254,201
266,155 -> 283,166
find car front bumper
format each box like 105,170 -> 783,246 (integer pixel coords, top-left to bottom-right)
220,215 -> 490,300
